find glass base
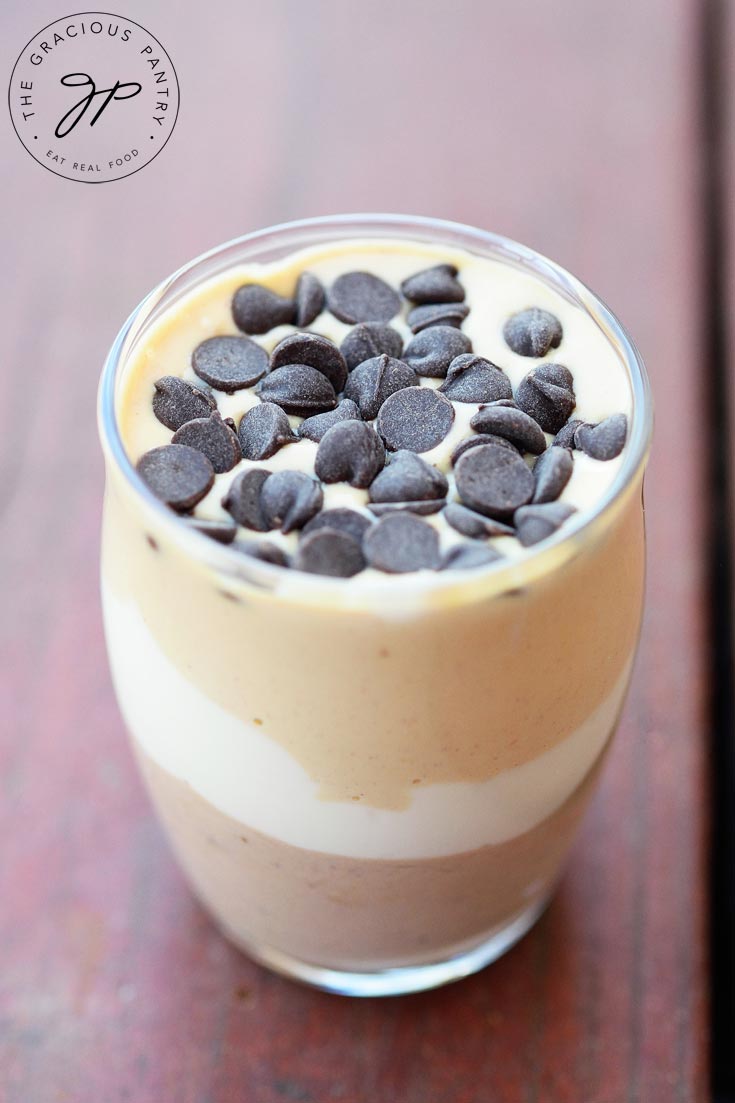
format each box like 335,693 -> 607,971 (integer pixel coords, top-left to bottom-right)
220,895 -> 550,997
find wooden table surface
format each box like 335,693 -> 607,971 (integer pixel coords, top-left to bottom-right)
0,0 -> 724,1099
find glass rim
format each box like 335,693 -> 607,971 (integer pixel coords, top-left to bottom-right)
97,212 -> 653,597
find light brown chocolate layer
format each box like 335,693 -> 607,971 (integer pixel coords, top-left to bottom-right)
136,742 -> 606,971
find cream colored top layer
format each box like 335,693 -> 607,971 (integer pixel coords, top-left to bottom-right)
117,239 -> 633,579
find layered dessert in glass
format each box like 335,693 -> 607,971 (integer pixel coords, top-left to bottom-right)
98,215 -> 652,995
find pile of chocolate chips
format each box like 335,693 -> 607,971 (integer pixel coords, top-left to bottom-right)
137,265 -> 629,578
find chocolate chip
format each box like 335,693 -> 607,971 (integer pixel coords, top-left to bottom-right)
260,470 -> 323,533
327,271 -> 401,324
451,433 -> 519,466
455,443 -> 534,520
192,336 -> 269,393
298,400 -> 361,443
503,308 -> 563,357
470,403 -> 546,454
295,272 -> 325,327
553,419 -> 585,450
232,284 -> 295,334
256,365 -> 337,417
368,450 -> 447,504
270,332 -> 348,392
171,411 -> 241,474
516,363 -> 576,433
514,502 -> 576,546
238,402 -> 297,460
439,355 -> 513,403
295,529 -> 365,578
185,518 -> 238,544
443,502 -> 515,538
363,513 -> 441,573
377,388 -> 454,453
368,500 -> 445,517
400,263 -> 465,305
315,421 -> 386,488
340,323 -> 403,370
237,539 -> 290,567
303,508 -> 373,544
152,376 -> 217,430
575,414 -> 628,460
533,446 -> 573,504
137,444 -> 214,512
442,543 -> 503,570
407,302 -> 470,333
222,469 -> 271,531
257,543 -> 290,566
403,326 -> 472,378
343,355 -> 419,420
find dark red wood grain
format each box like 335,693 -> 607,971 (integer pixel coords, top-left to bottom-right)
0,1 -> 709,1100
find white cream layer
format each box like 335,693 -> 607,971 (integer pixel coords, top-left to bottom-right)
103,585 -> 631,860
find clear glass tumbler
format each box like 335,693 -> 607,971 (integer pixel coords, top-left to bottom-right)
98,215 -> 652,996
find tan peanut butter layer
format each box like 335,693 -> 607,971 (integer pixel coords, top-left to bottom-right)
104,472 -> 643,809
